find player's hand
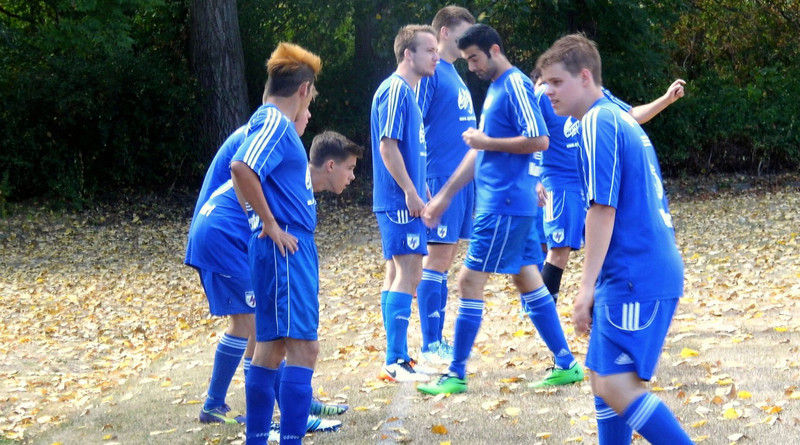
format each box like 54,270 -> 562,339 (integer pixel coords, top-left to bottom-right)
572,285 -> 595,335
259,220 -> 298,257
422,194 -> 449,228
664,79 -> 686,104
536,182 -> 547,207
462,127 -> 488,150
405,191 -> 426,218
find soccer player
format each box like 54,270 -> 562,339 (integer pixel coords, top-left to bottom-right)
537,34 -> 692,444
531,68 -> 685,305
230,42 -> 362,445
414,5 -> 476,366
186,108 -> 347,428
417,24 -> 583,396
371,24 -> 439,382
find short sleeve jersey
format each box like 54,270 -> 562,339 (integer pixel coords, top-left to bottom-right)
475,67 -> 548,215
578,97 -> 683,304
417,60 -> 477,178
189,126 -> 247,224
184,182 -> 250,277
535,84 -> 582,192
371,74 -> 428,212
232,104 -> 316,233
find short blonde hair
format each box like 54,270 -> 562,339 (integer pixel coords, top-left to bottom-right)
264,42 -> 322,97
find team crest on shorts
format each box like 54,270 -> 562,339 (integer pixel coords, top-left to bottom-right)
406,233 -> 420,250
437,224 -> 447,238
552,229 -> 565,243
245,291 -> 256,308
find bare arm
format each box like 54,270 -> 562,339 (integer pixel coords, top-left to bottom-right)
573,203 -> 616,334
462,128 -> 549,154
230,161 -> 297,256
629,79 -> 686,125
379,137 -> 425,217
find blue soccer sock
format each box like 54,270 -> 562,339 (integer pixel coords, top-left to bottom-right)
438,272 -> 449,343
279,366 -> 314,445
622,393 -> 693,445
243,356 -> 252,378
385,291 -> 413,364
448,299 -> 484,379
204,333 -> 247,410
595,396 -> 633,445
522,286 -> 575,369
245,364 -> 278,445
380,290 -> 389,329
418,269 -> 445,352
273,360 -> 286,406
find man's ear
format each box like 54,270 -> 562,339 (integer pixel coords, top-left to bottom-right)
326,159 -> 336,172
581,68 -> 593,87
298,81 -> 311,98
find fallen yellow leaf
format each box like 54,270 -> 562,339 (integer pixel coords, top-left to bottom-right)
737,391 -> 752,399
431,424 -> 448,435
680,348 -> 700,358
723,407 -> 740,419
691,419 -> 707,428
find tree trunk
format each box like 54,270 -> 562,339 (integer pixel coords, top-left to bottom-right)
189,0 -> 248,159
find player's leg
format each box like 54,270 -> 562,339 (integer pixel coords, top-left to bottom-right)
198,270 -> 253,424
542,189 -> 585,303
514,264 -> 582,387
279,339 -> 319,445
419,242 -> 458,362
587,298 -> 691,444
246,340 -> 286,445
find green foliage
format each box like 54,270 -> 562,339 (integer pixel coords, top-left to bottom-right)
0,0 -> 199,202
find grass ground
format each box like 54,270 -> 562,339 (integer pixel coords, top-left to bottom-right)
1,175 -> 799,444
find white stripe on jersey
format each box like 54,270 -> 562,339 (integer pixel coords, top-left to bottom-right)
209,179 -> 234,200
244,108 -> 287,169
508,72 -> 539,136
384,78 -> 403,138
581,107 -> 619,204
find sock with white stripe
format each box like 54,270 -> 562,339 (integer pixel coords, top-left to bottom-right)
279,365 -> 314,445
595,396 -> 632,444
243,356 -> 252,378
417,269 -> 445,352
622,393 -> 693,445
245,364 -> 278,445
448,299 -> 484,379
385,291 -> 412,364
522,285 -> 575,370
438,272 -> 449,343
204,333 -> 247,410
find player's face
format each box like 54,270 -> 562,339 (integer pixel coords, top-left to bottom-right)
462,45 -> 495,81
294,107 -> 311,136
409,32 -> 439,77
444,21 -> 472,60
541,62 -> 584,118
329,155 -> 358,194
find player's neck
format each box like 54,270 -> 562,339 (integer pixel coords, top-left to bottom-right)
265,95 -> 300,123
438,44 -> 457,64
395,64 -> 421,88
573,86 -> 605,120
491,58 -> 513,82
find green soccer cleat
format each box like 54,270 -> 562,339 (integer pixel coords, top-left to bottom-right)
528,362 -> 585,388
416,372 -> 467,395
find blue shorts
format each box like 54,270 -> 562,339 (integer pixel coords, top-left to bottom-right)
248,228 -> 319,342
197,268 -> 256,316
426,177 -> 474,244
464,214 -> 543,274
544,189 -> 585,250
586,298 -> 679,381
376,210 -> 428,260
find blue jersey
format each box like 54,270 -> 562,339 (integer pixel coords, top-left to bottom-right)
578,97 -> 683,304
232,104 -> 316,233
189,126 -> 247,224
474,67 -> 548,216
185,182 -> 250,277
536,84 -> 582,192
417,60 -> 477,178
371,74 -> 428,212
537,86 -> 631,192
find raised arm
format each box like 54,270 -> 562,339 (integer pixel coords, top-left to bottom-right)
628,79 -> 685,125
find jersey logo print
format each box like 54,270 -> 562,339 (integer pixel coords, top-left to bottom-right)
458,88 -> 474,115
552,229 -> 565,244
406,233 -> 420,250
437,224 -> 448,238
563,117 -> 580,138
614,353 -> 634,365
